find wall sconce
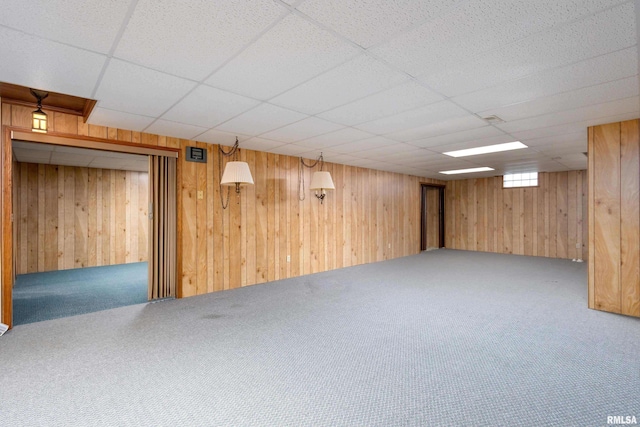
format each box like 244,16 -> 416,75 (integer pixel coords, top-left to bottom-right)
299,152 -> 335,204
219,137 -> 253,209
30,89 -> 49,133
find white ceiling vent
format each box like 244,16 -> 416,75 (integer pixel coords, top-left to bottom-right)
479,115 -> 505,124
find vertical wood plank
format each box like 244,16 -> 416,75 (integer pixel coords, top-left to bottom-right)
43,165 -> 58,271
548,173 -> 557,258
556,171 -> 568,259
181,143 -> 197,296
64,166 -> 75,270
567,171 -> 577,260
523,188 -> 533,256
196,141 -> 208,294
620,120 -> 640,316
255,151 -> 268,283
503,189 -> 513,254
593,123 -> 621,313
114,170 -> 127,265
87,168 -> 98,267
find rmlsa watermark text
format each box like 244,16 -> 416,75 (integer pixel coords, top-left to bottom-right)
607,415 -> 637,425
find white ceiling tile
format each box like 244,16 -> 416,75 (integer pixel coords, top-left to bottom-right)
510,112 -> 640,140
418,2 -> 636,96
50,152 -> 94,167
215,103 -> 308,136
88,108 -> 155,131
533,142 -> 587,156
295,127 -> 374,148
556,154 -> 588,167
379,148 -> 428,163
95,59 -> 197,117
452,47 -> 638,113
13,141 -> 53,152
298,0 -> 463,48
425,158 -> 486,171
318,81 -> 443,126
239,137 -> 287,152
0,27 -> 106,98
497,96 -> 640,134
408,126 -> 506,148
524,132 -> 586,148
358,142 -> 423,158
268,144 -> 320,157
13,149 -> 52,164
322,153 -> 362,164
477,77 -> 639,123
145,119 -> 208,140
0,0 -> 131,53
114,0 -> 286,81
355,100 -> 471,135
161,85 -> 260,128
260,117 -> 345,143
206,14 -> 360,100
197,130 -> 251,147
346,158 -> 390,169
271,55 -> 409,114
385,114 -> 488,142
331,136 -> 398,154
371,0 -> 626,77
1,0 -> 629,179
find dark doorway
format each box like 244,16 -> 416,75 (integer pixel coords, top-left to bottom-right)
421,184 -> 445,251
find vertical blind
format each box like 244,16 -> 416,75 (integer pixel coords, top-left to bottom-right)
148,156 -> 177,300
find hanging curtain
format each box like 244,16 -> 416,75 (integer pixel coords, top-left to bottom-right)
148,156 -> 177,299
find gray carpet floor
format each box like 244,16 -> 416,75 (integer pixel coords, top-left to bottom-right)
1,250 -> 638,426
13,262 -> 149,325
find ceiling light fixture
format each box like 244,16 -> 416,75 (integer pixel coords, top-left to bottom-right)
299,152 -> 335,204
443,141 -> 527,158
219,137 -> 253,209
30,89 -> 49,133
439,167 -> 495,175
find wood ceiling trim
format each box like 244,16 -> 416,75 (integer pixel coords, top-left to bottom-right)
0,82 -> 96,122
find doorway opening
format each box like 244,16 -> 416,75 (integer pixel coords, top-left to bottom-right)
421,184 -> 445,251
2,130 -> 178,329
11,141 -> 150,325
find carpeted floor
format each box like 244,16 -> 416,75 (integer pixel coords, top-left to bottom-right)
1,250 -> 638,426
13,262 -> 149,325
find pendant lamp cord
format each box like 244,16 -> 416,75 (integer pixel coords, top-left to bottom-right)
298,153 -> 324,201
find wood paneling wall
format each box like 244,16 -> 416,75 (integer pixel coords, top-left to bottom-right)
13,162 -> 149,274
2,104 -> 442,304
588,120 -> 640,317
445,171 -> 588,260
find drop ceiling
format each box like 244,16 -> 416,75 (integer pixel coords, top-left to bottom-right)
1,0 -> 638,179
13,141 -> 149,172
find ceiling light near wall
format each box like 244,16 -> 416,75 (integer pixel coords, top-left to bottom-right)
439,167 -> 495,175
443,141 -> 527,158
30,88 -> 48,133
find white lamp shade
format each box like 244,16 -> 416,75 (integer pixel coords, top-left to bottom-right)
221,161 -> 254,186
309,171 -> 335,190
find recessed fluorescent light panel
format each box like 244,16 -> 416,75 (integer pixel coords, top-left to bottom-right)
439,167 -> 494,175
443,141 -> 528,158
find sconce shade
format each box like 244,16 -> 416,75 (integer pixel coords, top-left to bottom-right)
221,161 -> 254,186
309,171 -> 335,191
32,108 -> 47,133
